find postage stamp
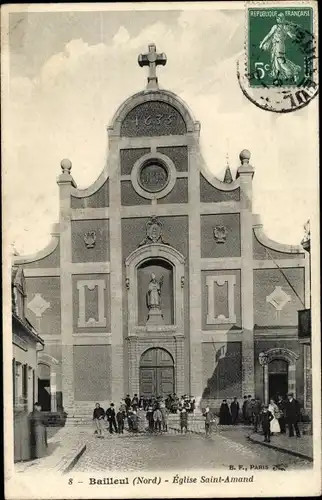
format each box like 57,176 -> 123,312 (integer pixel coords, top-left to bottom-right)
238,2 -> 318,113
248,7 -> 313,88
1,1 -> 321,499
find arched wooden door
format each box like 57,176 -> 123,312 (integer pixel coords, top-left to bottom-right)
139,348 -> 174,398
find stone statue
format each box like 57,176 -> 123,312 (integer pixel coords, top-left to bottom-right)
146,273 -> 163,309
146,273 -> 164,325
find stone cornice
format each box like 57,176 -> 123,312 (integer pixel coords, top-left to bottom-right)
22,262 -> 110,277
13,224 -> 60,265
70,167 -> 109,199
253,214 -> 305,255
199,154 -> 241,192
253,258 -> 306,269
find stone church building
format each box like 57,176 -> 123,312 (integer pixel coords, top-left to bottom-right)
14,44 -> 310,419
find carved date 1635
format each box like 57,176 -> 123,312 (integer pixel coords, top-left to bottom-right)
134,114 -> 174,127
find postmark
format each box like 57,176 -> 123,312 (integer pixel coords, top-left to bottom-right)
238,4 -> 318,112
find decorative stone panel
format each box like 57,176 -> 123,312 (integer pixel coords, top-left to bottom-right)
201,214 -> 241,258
76,279 -> 107,328
202,270 -> 241,330
206,275 -> 237,325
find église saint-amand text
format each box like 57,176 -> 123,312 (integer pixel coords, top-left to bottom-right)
13,44 -> 310,420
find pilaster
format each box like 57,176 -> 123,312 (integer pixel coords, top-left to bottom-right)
108,138 -> 124,404
188,131 -> 203,404
236,150 -> 255,397
57,160 -> 76,415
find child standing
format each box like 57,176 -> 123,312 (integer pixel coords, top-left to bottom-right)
180,408 -> 188,434
116,408 -> 125,434
260,404 -> 274,442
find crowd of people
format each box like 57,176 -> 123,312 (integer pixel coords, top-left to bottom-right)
215,393 -> 302,442
93,393 -> 196,437
93,392 -> 302,442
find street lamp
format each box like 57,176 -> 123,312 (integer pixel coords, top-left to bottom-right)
258,352 -> 269,404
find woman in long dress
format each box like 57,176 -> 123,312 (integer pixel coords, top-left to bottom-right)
259,12 -> 302,83
268,399 -> 281,435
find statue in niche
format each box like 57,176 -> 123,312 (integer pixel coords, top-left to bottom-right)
146,273 -> 163,309
146,273 -> 164,325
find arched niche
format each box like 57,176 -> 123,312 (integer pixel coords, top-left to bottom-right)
137,258 -> 174,325
125,243 -> 185,333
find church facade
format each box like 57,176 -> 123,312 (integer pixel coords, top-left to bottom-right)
14,45 -> 310,419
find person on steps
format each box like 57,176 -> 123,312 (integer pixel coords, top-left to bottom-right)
260,404 -> 274,443
93,402 -> 105,438
106,403 -> 118,434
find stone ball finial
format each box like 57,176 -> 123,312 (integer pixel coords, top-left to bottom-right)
239,149 -> 251,164
60,158 -> 72,174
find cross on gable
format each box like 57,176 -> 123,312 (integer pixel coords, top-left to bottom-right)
138,43 -> 167,90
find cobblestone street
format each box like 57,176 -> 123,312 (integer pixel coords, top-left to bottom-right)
73,427 -> 311,472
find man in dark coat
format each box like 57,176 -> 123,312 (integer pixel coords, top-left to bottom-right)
116,408 -> 125,434
230,397 -> 240,425
276,395 -> 286,434
242,395 -> 248,422
285,393 -> 301,437
252,398 -> 262,433
125,394 -> 132,411
29,402 -> 48,458
219,400 -> 231,425
246,396 -> 254,425
260,405 -> 274,442
146,406 -> 154,432
106,403 -> 118,434
131,394 -> 139,411
180,408 -> 188,434
93,402 -> 105,437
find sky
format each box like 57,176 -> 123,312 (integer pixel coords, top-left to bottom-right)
3,4 -> 319,255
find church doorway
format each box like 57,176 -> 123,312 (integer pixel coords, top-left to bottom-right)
37,362 -> 51,411
139,348 -> 174,398
268,359 -> 288,400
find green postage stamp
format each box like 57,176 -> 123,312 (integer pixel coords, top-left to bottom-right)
238,3 -> 318,112
248,7 -> 314,88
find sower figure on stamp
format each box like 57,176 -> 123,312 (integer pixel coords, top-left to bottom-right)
106,402 -> 118,434
285,393 -> 301,437
260,404 -> 274,443
93,402 -> 106,438
259,12 -> 301,84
